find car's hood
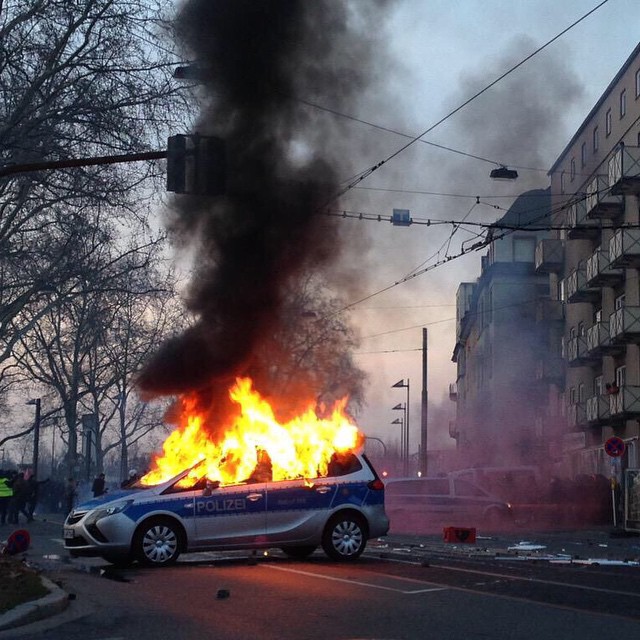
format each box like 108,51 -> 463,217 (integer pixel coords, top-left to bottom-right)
76,488 -> 147,510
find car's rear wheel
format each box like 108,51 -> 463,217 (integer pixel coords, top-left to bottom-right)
322,513 -> 367,561
280,545 -> 317,559
134,518 -> 182,566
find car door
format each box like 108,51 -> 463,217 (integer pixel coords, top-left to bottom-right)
264,477 -> 338,544
192,481 -> 267,549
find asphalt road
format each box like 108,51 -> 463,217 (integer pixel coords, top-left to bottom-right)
2,517 -> 640,640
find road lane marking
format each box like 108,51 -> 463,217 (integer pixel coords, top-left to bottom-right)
265,565 -> 448,594
381,557 -> 640,599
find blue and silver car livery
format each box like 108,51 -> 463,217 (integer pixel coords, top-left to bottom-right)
63,451 -> 389,566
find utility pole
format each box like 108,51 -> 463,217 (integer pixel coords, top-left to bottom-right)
420,328 -> 428,475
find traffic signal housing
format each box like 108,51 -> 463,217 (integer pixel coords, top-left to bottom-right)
166,134 -> 225,195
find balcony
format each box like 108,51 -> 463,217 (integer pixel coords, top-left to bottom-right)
535,297 -> 564,324
610,385 -> 640,419
567,198 -> 599,239
566,335 -> 595,366
609,306 -> 640,343
585,248 -> 623,286
585,174 -> 624,218
567,402 -> 587,429
535,357 -> 564,386
586,395 -> 610,424
565,262 -> 600,303
449,382 -> 458,401
585,321 -> 613,356
534,238 -> 564,273
608,144 -> 640,195
609,228 -> 640,267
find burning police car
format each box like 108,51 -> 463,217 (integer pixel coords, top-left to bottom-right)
63,451 -> 388,566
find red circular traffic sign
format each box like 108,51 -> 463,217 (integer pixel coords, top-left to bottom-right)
604,436 -> 626,458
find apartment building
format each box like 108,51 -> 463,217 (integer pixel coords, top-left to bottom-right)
451,188 -> 557,468
545,42 -> 640,477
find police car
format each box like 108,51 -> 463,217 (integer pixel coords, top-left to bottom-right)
63,451 -> 388,566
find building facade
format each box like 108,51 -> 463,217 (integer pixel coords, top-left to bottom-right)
546,43 -> 640,478
451,189 -> 558,468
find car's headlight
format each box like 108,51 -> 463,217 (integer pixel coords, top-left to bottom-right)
84,500 -> 134,526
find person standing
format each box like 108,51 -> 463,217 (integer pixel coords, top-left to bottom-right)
7,472 -> 29,524
91,473 -> 107,497
0,470 -> 13,525
25,475 -> 49,521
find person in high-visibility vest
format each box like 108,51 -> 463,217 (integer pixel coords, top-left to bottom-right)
0,471 -> 13,525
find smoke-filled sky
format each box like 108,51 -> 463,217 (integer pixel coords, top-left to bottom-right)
148,0 -> 639,457
309,0 -> 639,454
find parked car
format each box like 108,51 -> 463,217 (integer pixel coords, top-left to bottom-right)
384,476 -> 513,531
447,466 -> 542,503
63,451 -> 389,566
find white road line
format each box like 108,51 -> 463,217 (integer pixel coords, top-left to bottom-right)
265,565 -> 448,594
382,557 -> 640,599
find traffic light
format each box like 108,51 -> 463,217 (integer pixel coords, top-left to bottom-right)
166,134 -> 225,195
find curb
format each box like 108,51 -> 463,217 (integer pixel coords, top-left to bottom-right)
0,576 -> 69,631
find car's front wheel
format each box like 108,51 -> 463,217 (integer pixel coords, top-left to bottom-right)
134,518 -> 182,566
322,513 -> 367,561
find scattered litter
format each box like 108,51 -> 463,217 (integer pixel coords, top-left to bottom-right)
507,542 -> 547,552
217,589 -> 230,599
549,558 -> 640,567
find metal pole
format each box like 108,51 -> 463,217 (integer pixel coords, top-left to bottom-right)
405,380 -> 410,476
421,328 -> 429,475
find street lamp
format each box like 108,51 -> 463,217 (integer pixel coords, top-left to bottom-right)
26,398 -> 41,478
391,417 -> 404,471
392,379 -> 410,474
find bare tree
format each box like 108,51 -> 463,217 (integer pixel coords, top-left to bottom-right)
0,0 -> 189,401
0,0 -> 192,464
13,209 -> 181,478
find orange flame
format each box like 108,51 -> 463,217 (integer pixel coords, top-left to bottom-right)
140,377 -> 363,487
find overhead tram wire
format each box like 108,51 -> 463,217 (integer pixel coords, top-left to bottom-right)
326,189 -> 598,317
327,0 -> 610,204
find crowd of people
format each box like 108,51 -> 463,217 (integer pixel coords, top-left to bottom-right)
0,468 -> 143,524
0,470 -> 49,525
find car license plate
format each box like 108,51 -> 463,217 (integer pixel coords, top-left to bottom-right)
63,528 -> 75,539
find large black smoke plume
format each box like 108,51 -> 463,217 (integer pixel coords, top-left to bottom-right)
137,1 -> 390,410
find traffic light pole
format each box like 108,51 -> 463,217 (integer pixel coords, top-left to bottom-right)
0,150 -> 167,179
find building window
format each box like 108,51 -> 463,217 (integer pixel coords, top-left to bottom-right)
560,170 -> 565,194
578,383 -> 585,402
615,293 -> 626,310
620,89 -> 627,118
606,108 -> 612,136
594,308 -> 602,323
594,375 -> 603,396
581,142 -> 587,167
593,126 -> 599,152
570,157 -> 576,181
636,68 -> 640,98
615,365 -> 626,388
569,386 -> 577,404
